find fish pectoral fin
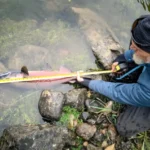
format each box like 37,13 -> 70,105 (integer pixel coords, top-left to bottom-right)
21,66 -> 29,75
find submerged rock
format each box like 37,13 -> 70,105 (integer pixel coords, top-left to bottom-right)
0,124 -> 70,150
72,7 -> 124,69
7,45 -> 53,70
38,90 -> 65,121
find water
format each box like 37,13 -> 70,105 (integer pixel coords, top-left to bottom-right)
0,0 -> 149,135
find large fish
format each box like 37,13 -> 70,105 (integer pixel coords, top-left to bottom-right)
0,66 -> 76,90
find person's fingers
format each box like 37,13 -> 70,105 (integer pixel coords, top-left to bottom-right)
77,71 -> 84,82
111,62 -> 119,72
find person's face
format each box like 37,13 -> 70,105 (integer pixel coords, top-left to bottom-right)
130,40 -> 150,63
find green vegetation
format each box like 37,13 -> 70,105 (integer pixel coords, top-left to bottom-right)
131,131 -> 150,150
59,106 -> 82,129
71,136 -> 83,150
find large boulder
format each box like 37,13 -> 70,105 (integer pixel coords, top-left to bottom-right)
72,7 -> 124,69
0,124 -> 70,150
38,90 -> 65,121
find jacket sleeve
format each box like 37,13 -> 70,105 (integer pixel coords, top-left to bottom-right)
88,80 -> 150,107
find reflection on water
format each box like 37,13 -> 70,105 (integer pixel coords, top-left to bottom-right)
0,0 -> 149,135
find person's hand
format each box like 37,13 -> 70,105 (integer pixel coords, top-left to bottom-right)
111,62 -> 118,72
77,71 -> 84,82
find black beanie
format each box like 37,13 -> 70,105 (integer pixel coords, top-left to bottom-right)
132,15 -> 150,53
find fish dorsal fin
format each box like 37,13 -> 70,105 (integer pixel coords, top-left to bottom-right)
59,66 -> 71,73
21,66 -> 29,75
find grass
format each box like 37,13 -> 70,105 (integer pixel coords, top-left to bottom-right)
71,136 -> 84,150
59,106 -> 83,130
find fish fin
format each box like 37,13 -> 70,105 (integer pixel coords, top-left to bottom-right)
59,66 -> 71,73
21,66 -> 29,75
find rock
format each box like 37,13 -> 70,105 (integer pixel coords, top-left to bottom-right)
81,112 -> 90,121
101,141 -> 108,148
72,7 -> 124,69
116,141 -> 132,150
76,123 -> 96,140
65,88 -> 87,111
105,144 -> 115,150
7,45 -> 53,70
93,130 -> 105,143
87,144 -> 102,150
0,124 -> 71,150
87,119 -> 96,125
107,124 -> 117,141
85,99 -> 103,113
83,141 -> 89,147
96,115 -> 109,125
38,90 -> 65,121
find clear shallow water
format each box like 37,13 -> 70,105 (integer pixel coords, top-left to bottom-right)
0,0 -> 149,135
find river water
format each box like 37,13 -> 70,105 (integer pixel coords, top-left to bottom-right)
0,0 -> 149,135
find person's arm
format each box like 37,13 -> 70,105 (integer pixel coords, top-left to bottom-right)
88,80 -> 150,107
79,78 -> 91,87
